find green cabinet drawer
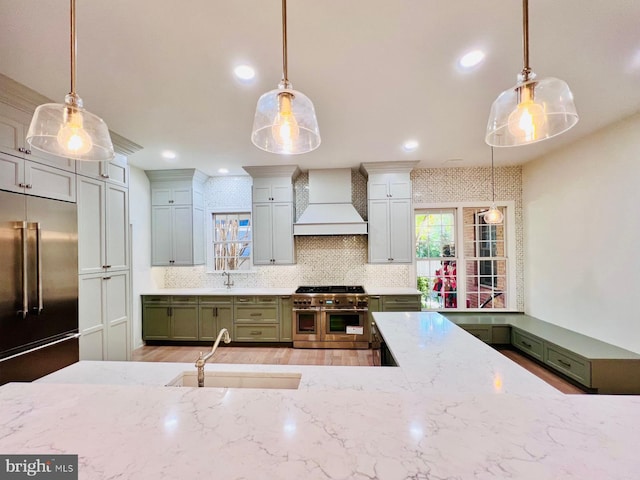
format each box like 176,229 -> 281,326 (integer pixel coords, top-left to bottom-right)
512,328 -> 544,361
381,295 -> 421,311
545,344 -> 591,386
234,324 -> 279,342
142,295 -> 170,304
170,296 -> 198,304
461,325 -> 491,343
199,295 -> 233,305
234,306 -> 278,323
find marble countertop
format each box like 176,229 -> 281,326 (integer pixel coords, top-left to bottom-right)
141,287 -> 422,296
2,312 -> 640,479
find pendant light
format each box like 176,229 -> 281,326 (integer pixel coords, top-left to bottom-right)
251,0 -> 320,155
484,147 -> 504,225
485,0 -> 578,147
26,0 -> 114,162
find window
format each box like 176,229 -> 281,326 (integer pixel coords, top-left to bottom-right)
415,206 -> 509,310
212,212 -> 251,271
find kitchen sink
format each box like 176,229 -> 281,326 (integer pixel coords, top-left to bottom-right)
165,371 -> 302,389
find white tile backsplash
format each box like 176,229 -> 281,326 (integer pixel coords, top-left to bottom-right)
163,166 -> 523,309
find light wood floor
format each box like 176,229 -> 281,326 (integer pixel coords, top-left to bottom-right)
131,345 -> 587,394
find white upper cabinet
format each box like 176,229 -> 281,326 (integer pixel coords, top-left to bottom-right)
361,161 -> 418,264
243,165 -> 299,266
146,169 -> 208,266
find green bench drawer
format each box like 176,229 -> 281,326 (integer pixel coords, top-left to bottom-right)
512,328 -> 544,361
545,344 -> 591,386
234,324 -> 279,342
142,295 -> 170,304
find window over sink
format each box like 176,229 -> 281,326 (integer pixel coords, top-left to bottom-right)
211,212 -> 252,271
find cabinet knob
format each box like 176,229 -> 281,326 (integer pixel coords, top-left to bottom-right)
18,147 -> 26,153
25,149 -> 32,155
25,184 -> 32,189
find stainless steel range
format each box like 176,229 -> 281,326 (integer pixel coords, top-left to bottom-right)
292,286 -> 369,349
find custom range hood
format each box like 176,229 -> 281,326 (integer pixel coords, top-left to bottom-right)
293,169 -> 367,236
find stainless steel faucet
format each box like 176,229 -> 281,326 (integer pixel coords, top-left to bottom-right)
222,271 -> 234,289
195,328 -> 231,387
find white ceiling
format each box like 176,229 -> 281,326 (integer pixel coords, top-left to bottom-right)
2,0 -> 640,177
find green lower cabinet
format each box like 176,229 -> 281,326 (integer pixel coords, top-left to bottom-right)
171,305 -> 199,340
460,325 -> 491,343
199,304 -> 233,341
142,305 -> 171,339
279,296 -> 293,342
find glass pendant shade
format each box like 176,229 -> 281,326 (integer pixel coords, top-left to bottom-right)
484,205 -> 504,224
27,94 -> 114,162
486,75 -> 578,147
251,84 -> 320,155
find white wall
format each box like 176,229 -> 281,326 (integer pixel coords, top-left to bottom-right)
128,166 -> 163,350
523,113 -> 640,354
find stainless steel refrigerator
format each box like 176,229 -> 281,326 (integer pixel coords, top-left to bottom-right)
0,189 -> 79,385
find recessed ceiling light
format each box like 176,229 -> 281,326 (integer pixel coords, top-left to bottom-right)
218,168 -> 229,174
234,65 -> 255,81
402,140 -> 419,152
459,50 -> 485,69
161,150 -> 177,159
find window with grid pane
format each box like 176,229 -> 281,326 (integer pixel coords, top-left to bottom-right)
415,206 -> 508,310
213,213 -> 251,271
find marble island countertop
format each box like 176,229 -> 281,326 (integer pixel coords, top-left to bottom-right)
2,312 -> 640,479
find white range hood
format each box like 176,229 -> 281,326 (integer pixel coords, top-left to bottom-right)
293,169 -> 367,236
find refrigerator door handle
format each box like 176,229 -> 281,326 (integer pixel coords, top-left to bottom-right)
30,222 -> 44,315
16,221 -> 28,319
0,333 -> 81,363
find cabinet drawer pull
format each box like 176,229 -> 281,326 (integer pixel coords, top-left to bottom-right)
238,298 -> 250,302
103,276 -> 111,280
520,340 -> 532,349
250,313 -> 262,317
250,330 -> 262,335
556,358 -> 572,368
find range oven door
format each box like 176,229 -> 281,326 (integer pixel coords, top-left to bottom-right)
322,309 -> 369,344
292,308 -> 321,345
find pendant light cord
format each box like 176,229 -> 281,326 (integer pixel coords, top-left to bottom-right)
281,0 -> 290,88
521,0 -> 531,81
491,146 -> 496,202
70,0 -> 77,95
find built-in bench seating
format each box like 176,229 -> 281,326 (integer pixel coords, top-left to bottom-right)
442,313 -> 640,394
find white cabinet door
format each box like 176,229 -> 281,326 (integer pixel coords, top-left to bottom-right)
78,274 -> 106,361
389,198 -> 412,263
0,105 -> 27,157
367,199 -> 391,263
171,206 -> 194,265
25,160 -> 76,202
0,152 -> 24,194
105,271 -> 130,361
368,174 -> 411,199
272,202 -> 294,264
78,271 -> 130,361
151,206 -> 173,265
106,184 -> 129,271
252,203 -> 273,264
77,176 -> 106,274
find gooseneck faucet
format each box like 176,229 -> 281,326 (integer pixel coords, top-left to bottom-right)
195,328 -> 231,387
222,271 -> 234,289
